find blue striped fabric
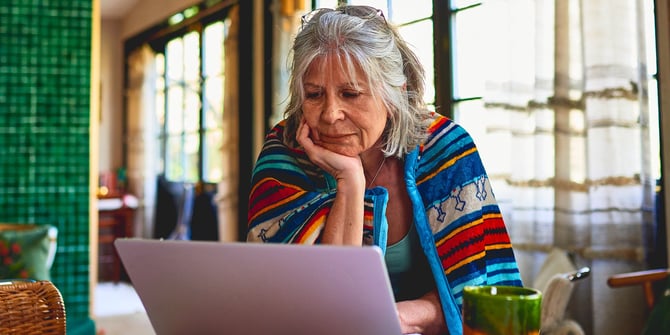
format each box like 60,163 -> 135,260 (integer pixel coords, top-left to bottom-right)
247,114 -> 522,335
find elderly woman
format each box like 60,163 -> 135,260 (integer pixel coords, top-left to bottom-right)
247,5 -> 522,335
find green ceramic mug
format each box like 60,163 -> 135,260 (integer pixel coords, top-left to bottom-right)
462,285 -> 542,335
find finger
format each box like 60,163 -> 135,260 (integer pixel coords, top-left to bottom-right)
296,119 -> 311,147
297,121 -> 323,161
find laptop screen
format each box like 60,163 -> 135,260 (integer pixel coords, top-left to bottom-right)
115,238 -> 403,335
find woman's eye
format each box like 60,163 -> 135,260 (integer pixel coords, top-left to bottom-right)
305,91 -> 321,99
342,90 -> 361,98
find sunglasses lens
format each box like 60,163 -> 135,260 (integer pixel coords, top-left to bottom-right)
301,6 -> 385,28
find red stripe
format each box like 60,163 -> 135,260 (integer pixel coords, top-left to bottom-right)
436,217 -> 510,270
248,179 -> 302,219
294,206 -> 330,242
427,114 -> 448,133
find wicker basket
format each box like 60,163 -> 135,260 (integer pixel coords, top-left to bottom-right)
0,280 -> 66,334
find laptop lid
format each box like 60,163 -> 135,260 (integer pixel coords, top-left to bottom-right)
114,238 -> 402,335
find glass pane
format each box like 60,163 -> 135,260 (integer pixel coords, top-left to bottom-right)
155,53 -> 165,76
350,0 -> 388,18
453,99 -> 502,173
154,54 -> 166,130
314,0 -> 338,9
155,135 -> 164,175
204,75 -> 224,129
453,98 -> 486,138
643,0 -> 657,75
166,136 -> 183,181
168,13 -> 185,25
398,20 -> 435,105
452,0 -> 482,9
648,77 -> 660,180
184,133 -> 200,182
452,7 -> 487,99
390,0 -> 432,24
155,75 -> 165,91
155,89 -> 165,130
166,86 -> 184,133
184,89 -> 201,132
204,129 -> 223,182
204,21 -> 224,77
184,31 -> 201,84
166,37 -> 184,83
183,5 -> 199,19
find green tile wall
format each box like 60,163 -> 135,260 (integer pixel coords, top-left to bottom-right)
0,0 -> 93,322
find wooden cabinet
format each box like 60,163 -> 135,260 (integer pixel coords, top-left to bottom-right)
98,195 -> 135,283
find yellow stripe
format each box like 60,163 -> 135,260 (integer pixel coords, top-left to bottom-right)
417,147 -> 477,185
437,219 -> 480,246
443,243 -> 514,274
249,177 -> 280,196
251,193 -> 304,222
446,251 -> 485,274
295,214 -> 326,243
248,177 -> 266,196
486,243 -> 513,251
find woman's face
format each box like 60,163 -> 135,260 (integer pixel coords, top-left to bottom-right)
301,55 -> 388,157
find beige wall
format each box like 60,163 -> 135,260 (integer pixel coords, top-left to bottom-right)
99,19 -> 124,173
99,0 -> 197,173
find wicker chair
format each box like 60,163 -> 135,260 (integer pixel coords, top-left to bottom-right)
0,279 -> 66,334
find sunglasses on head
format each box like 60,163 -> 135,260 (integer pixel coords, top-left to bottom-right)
300,5 -> 386,28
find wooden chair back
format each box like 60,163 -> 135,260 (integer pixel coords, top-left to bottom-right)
0,280 -> 66,334
607,268 -> 670,310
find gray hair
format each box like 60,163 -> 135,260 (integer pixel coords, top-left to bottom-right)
283,6 -> 432,158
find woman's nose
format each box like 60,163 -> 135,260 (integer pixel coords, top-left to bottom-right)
321,95 -> 345,123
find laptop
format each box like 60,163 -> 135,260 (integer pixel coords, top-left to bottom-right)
114,238 -> 403,335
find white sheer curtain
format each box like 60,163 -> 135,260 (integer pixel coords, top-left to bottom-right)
468,0 -> 657,333
125,45 -> 159,239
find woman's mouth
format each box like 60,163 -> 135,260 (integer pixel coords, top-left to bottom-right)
318,133 -> 353,143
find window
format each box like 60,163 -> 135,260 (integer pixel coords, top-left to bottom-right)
153,7 -> 229,183
446,2 -> 486,127
123,0 -> 244,242
310,1 -> 484,118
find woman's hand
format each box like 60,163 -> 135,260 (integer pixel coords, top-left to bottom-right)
296,118 -> 366,245
296,118 -> 365,186
396,290 -> 448,335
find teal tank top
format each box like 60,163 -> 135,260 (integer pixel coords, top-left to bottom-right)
384,223 -> 435,301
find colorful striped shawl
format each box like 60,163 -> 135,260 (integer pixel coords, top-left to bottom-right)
247,114 -> 522,335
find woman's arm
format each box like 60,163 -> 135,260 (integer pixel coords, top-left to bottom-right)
296,119 -> 366,245
319,172 -> 365,245
396,290 -> 448,335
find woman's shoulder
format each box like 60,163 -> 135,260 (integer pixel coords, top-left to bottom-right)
255,120 -> 329,187
413,114 -> 487,186
423,112 -> 473,145
261,120 -> 302,152
266,119 -> 288,138
256,120 -> 304,163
